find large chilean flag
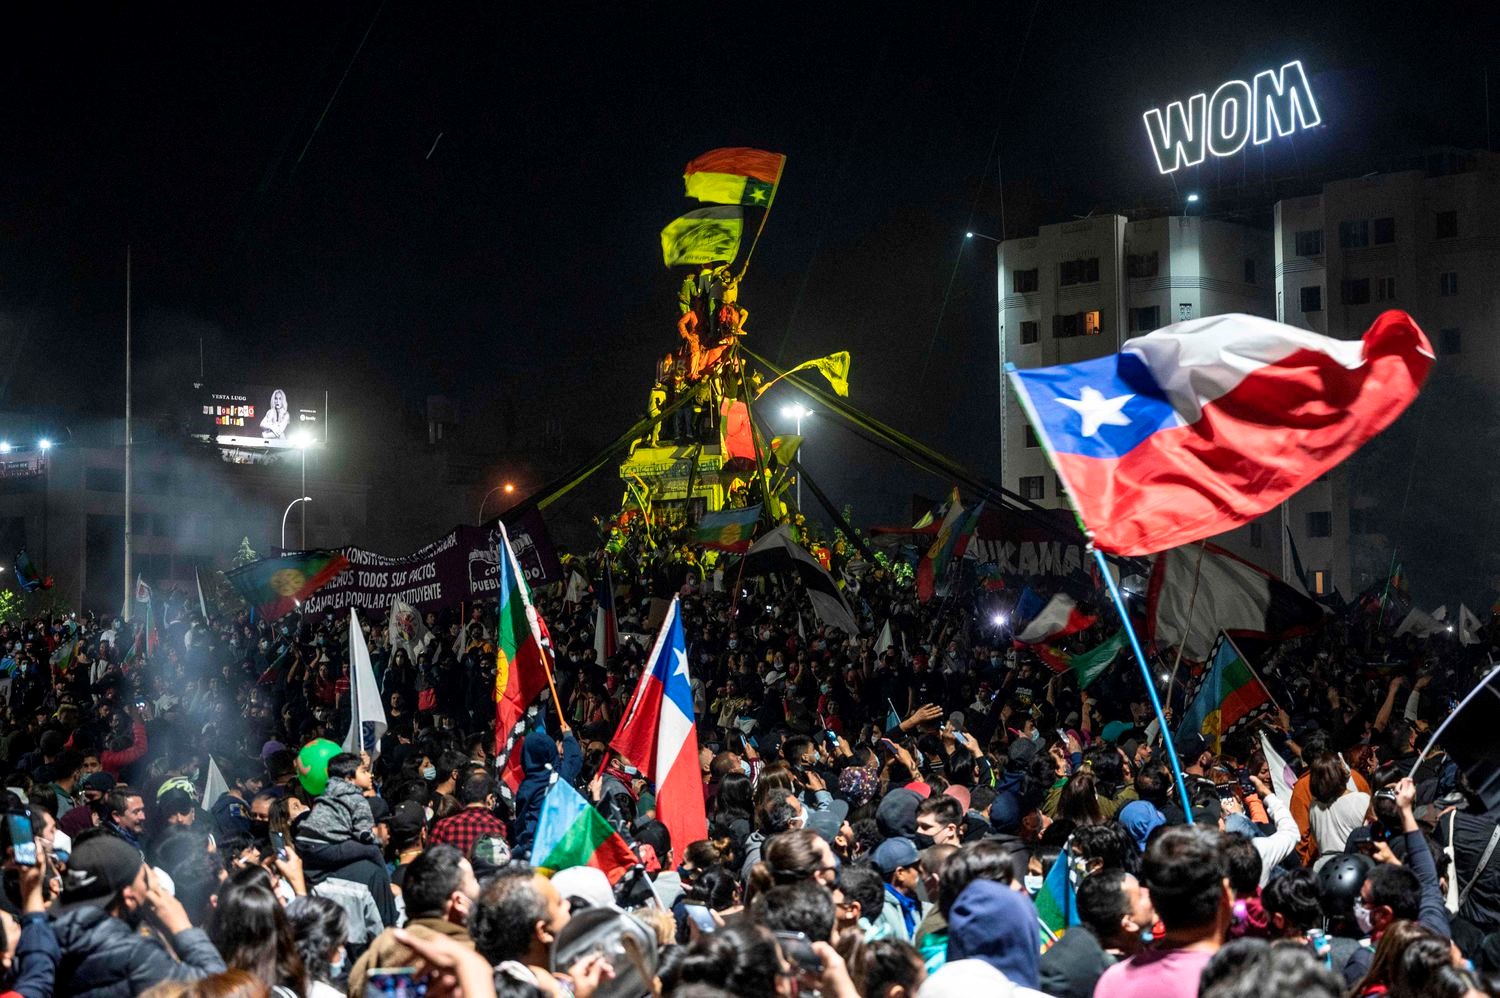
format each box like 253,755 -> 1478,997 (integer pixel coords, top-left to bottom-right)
609,597 -> 705,867
1007,310 -> 1433,555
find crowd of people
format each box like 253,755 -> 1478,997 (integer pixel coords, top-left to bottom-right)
0,538 -> 1497,998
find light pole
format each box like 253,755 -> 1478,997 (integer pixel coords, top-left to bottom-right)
780,404 -> 811,508
291,432 -> 314,547
477,482 -> 516,524
38,439 -> 53,571
282,497 -> 312,552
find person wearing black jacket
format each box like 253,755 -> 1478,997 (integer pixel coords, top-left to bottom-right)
1040,868 -> 1156,998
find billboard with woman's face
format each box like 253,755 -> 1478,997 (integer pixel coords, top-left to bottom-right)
195,384 -> 323,449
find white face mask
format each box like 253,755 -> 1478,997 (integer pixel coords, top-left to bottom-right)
1024,874 -> 1043,896
1353,898 -> 1374,935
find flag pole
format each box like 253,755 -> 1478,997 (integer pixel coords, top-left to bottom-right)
1092,547 -> 1195,824
737,155 -> 785,281
1410,662 -> 1500,778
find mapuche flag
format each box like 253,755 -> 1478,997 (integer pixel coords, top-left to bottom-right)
1176,633 -> 1271,754
693,506 -> 761,553
661,207 -> 743,267
494,522 -> 553,790
227,551 -> 348,619
1007,310 -> 1432,555
683,147 -> 785,207
609,597 -> 706,867
532,775 -> 638,884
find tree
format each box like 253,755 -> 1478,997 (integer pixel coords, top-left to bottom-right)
232,536 -> 258,567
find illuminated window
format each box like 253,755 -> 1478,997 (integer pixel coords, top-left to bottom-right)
1020,476 -> 1045,500
1312,570 -> 1327,595
1013,269 -> 1039,293
1083,311 -> 1102,335
1435,210 -> 1457,239
1020,320 -> 1039,344
1294,229 -> 1323,256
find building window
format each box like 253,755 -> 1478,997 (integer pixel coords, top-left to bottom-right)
1020,476 -> 1045,500
1178,303 -> 1193,321
1338,220 -> 1370,249
85,467 -> 125,492
1244,258 -> 1256,284
1341,278 -> 1371,305
1376,276 -> 1396,301
1349,508 -> 1376,535
1440,327 -> 1461,355
1019,320 -> 1039,344
1024,426 -> 1040,449
1053,311 -> 1101,338
1311,570 -> 1328,596
1435,210 -> 1458,239
1295,229 -> 1323,256
1372,217 -> 1395,245
1127,251 -> 1159,278
1054,475 -> 1067,499
1440,271 -> 1458,296
1059,257 -> 1100,286
1012,268 -> 1039,293
1129,306 -> 1160,333
1299,286 -> 1322,312
1307,511 -> 1333,537
1249,522 -> 1263,548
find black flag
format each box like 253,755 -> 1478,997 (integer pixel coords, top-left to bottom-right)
1421,664 -> 1500,814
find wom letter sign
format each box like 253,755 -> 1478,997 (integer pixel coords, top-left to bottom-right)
1143,61 -> 1321,174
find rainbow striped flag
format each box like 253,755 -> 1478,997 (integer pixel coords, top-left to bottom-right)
227,551 -> 348,620
532,776 -> 638,884
694,506 -> 761,553
1035,842 -> 1080,937
1176,632 -> 1271,753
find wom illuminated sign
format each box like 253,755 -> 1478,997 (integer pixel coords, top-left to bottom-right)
1143,61 -> 1321,174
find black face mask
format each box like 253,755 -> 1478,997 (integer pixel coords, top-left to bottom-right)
912,832 -> 936,850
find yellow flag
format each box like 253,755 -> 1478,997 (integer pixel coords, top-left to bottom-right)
790,351 -> 851,397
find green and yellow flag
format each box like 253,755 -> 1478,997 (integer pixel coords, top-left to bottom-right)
788,351 -> 852,397
661,207 -> 743,267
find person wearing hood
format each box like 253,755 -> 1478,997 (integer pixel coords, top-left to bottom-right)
945,879 -> 1043,990
513,720 -> 582,858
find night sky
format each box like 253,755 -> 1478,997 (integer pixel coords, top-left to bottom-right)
0,2 -> 1493,527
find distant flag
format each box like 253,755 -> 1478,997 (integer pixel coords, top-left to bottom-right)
594,562 -> 618,664
661,206 -> 743,267
885,700 -> 902,733
564,569 -> 589,609
1176,633 -> 1273,754
134,575 -> 152,604
693,506 -> 761,553
532,774 -> 639,883
344,610 -> 388,761
1257,731 -> 1299,802
683,147 -> 785,208
1418,663 -> 1500,812
875,620 -> 896,656
388,598 -> 433,663
202,755 -> 229,813
1012,586 -> 1045,629
1035,839 -> 1081,936
1459,604 -> 1484,646
1147,543 -> 1323,663
14,550 -> 50,592
1006,310 -> 1432,555
780,351 -> 852,398
494,522 -> 554,790
743,525 -> 861,637
609,597 -> 706,867
1395,606 -> 1446,638
916,490 -> 966,603
226,550 -> 350,620
1014,593 -> 1097,644
1033,630 -> 1125,689
194,566 -> 211,623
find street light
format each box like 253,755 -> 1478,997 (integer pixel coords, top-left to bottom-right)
965,231 -> 1002,243
282,497 -> 312,551
1186,193 -> 1200,203
0,442 -> 11,454
291,431 -> 314,547
477,482 -> 517,524
37,439 -> 52,451
781,404 -> 811,508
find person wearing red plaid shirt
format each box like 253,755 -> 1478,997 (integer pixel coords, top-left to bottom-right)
429,773 -> 508,857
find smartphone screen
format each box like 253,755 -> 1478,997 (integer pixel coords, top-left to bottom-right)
684,903 -> 717,933
774,930 -> 823,976
6,812 -> 36,867
364,968 -> 420,998
270,830 -> 287,861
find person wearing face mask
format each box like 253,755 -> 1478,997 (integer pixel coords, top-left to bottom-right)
871,838 -> 925,941
285,895 -> 349,998
1339,777 -> 1449,986
1039,869 -> 1157,998
347,845 -> 480,997
914,795 -> 964,850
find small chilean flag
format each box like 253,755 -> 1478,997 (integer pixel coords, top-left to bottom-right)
609,597 -> 706,866
1008,310 -> 1433,556
1014,592 -> 1096,645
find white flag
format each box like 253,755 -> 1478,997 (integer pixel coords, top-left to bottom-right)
194,567 -> 211,623
202,755 -> 229,810
875,619 -> 895,655
1258,731 -> 1298,802
564,570 -> 589,606
1459,604 -> 1484,646
1395,607 -> 1445,638
387,599 -> 433,662
345,609 -> 389,761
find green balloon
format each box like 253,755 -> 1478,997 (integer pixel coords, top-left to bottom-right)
296,738 -> 343,795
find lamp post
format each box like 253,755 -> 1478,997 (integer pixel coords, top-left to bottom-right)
282,497 -> 312,552
477,482 -> 516,524
291,432 -> 314,547
780,404 -> 811,508
38,439 -> 53,571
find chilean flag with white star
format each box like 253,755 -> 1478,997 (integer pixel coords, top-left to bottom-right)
609,596 -> 705,866
1008,310 -> 1433,556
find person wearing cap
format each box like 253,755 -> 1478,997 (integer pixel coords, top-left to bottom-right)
51,833 -> 226,995
348,844 -> 478,998
58,772 -> 113,840
870,837 -> 924,941
386,801 -> 428,888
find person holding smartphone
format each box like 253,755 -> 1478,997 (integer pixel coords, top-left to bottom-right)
1,842 -> 58,998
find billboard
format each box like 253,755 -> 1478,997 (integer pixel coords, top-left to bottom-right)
195,385 -> 324,449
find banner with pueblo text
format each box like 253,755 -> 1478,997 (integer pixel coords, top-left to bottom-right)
299,508 -> 562,619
